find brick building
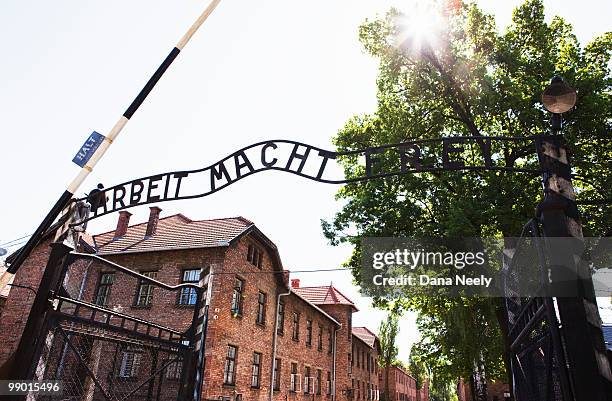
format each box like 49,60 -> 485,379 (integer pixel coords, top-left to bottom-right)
0,209 -> 388,401
291,286 -> 383,401
457,379 -> 510,401
379,365 -> 429,401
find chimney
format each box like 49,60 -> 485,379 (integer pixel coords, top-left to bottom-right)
291,278 -> 300,288
145,207 -> 162,237
115,211 -> 132,238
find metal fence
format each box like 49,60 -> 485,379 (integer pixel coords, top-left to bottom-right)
28,252 -> 206,401
502,219 -> 572,401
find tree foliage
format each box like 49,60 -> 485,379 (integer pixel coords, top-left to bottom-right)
323,0 -> 611,392
378,311 -> 400,401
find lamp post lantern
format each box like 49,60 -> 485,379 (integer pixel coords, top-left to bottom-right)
542,76 -> 577,133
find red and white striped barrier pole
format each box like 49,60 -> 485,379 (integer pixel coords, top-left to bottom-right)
8,0 -> 222,273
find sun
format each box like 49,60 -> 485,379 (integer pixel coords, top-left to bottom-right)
390,0 -> 447,53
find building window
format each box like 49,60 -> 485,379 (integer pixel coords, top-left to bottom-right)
247,244 -> 263,268
304,366 -> 312,394
328,328 -> 333,354
135,271 -> 157,306
292,313 -> 300,341
347,312 -> 352,340
290,362 -> 299,392
362,350 -> 365,370
178,269 -> 200,305
231,278 -> 244,316
165,357 -> 183,380
277,301 -> 285,335
316,369 -> 322,395
94,273 -> 114,306
119,349 -> 141,378
256,291 -> 266,325
318,325 -> 323,351
251,352 -> 262,388
273,358 -> 281,391
306,320 -> 312,346
326,371 -> 332,395
223,345 -> 238,385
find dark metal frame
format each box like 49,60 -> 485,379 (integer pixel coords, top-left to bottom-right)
503,219 -> 573,401
26,251 -> 207,401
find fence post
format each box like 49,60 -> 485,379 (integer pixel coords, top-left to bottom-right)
10,242 -> 73,381
536,135 -> 612,400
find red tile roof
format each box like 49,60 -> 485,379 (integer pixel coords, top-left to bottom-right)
292,285 -> 358,312
290,292 -> 341,327
93,214 -> 253,255
352,326 -> 377,348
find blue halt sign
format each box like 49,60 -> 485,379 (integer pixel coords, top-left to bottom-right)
72,131 -> 105,167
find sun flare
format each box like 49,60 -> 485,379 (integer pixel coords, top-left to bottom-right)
391,0 -> 447,53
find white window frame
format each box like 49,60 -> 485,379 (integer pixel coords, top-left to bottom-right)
304,376 -> 315,394
119,350 -> 142,378
290,373 -> 302,392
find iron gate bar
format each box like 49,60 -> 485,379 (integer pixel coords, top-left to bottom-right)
118,355 -> 182,401
513,326 -> 551,355
55,325 -> 114,401
503,217 -> 575,401
53,296 -> 189,346
67,252 -> 204,294
59,324 -> 183,353
513,335 -> 552,397
510,302 -> 547,350
508,298 -> 545,339
530,218 -> 573,401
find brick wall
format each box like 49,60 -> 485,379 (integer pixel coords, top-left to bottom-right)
0,239 -> 52,365
272,293 -> 337,400
457,379 -> 509,401
202,234 -> 282,401
319,304 -> 353,401
351,336 -> 380,401
379,366 -> 417,401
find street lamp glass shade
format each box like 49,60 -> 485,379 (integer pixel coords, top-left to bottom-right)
542,79 -> 577,113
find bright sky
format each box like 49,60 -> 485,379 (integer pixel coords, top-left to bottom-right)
1,0 -> 610,363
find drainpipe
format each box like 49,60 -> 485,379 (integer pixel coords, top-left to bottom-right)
270,287 -> 292,401
332,323 -> 341,401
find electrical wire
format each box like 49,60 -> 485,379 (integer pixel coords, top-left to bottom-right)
2,240 -> 27,249
0,233 -> 33,247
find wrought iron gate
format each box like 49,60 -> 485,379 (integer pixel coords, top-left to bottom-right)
28,251 -> 206,401
502,219 -> 573,401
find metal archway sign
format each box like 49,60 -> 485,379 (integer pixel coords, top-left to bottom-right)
81,135 -> 543,222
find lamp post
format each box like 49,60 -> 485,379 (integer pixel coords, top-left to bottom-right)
537,76 -> 612,400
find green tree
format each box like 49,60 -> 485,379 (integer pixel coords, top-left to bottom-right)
323,0 -> 611,398
408,345 -> 428,390
378,311 -> 400,401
